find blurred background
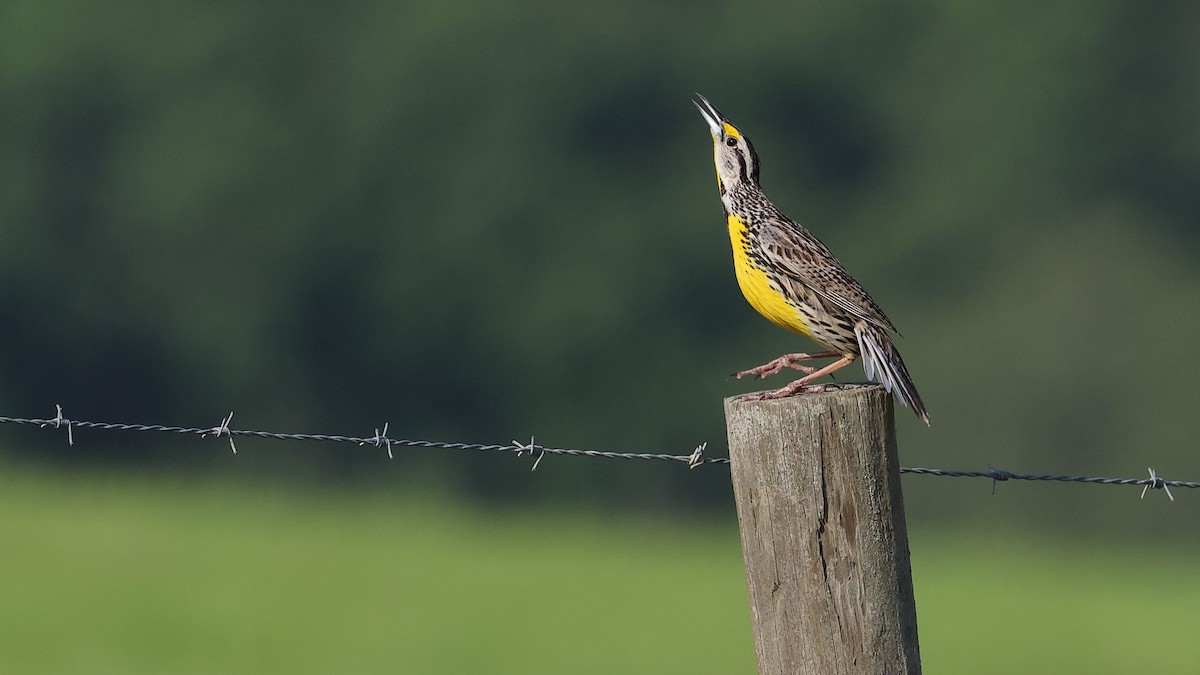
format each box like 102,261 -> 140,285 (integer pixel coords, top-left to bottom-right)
1,0 -> 1198,672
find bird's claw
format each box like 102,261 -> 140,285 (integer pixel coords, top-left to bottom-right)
735,354 -> 820,380
737,383 -> 828,402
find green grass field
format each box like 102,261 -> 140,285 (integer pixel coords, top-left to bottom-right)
1,464 -> 1195,674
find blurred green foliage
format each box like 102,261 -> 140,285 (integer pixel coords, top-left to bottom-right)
1,0 -> 1199,532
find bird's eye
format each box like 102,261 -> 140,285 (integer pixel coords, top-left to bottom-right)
725,137 -> 738,147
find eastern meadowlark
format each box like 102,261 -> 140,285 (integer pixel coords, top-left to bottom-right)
694,93 -> 929,424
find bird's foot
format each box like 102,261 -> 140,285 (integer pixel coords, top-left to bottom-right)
737,382 -> 829,402
733,352 -> 839,380
735,355 -> 857,401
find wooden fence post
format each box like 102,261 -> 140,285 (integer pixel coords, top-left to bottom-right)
724,384 -> 921,674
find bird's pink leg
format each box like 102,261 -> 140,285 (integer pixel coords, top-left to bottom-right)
734,351 -> 841,380
739,356 -> 856,401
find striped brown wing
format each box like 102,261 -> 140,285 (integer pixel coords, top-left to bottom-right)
757,216 -> 899,335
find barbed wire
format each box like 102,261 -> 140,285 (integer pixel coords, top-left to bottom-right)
0,405 -> 1192,501
899,465 -> 1191,501
0,406 -> 720,467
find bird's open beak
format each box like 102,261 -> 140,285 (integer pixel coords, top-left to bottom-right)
693,93 -> 726,139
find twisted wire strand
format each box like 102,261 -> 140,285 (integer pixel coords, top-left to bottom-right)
900,466 -> 1197,492
1,412 -> 1192,497
0,414 -> 724,466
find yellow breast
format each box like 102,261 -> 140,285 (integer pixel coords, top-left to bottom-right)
728,214 -> 812,336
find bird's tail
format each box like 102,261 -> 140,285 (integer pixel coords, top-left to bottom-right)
854,323 -> 929,425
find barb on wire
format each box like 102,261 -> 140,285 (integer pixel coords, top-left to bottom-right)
39,404 -> 73,446
986,464 -> 1011,495
361,422 -> 393,459
1141,467 -> 1174,502
202,411 -> 237,454
513,436 -> 545,471
1,410 -> 1196,500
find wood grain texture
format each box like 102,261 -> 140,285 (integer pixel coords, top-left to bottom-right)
724,384 -> 920,675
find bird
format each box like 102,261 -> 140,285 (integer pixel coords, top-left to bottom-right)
693,93 -> 929,424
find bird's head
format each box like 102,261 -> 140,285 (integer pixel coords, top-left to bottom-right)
693,93 -> 760,195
